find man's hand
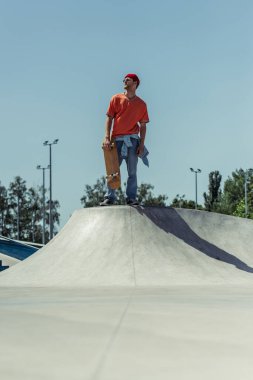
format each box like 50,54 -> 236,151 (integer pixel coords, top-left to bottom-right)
103,137 -> 111,150
137,143 -> 144,157
103,116 -> 113,150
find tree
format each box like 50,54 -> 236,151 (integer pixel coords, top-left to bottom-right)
137,183 -> 168,206
45,199 -> 60,239
0,182 -> 10,236
221,169 -> 253,216
0,177 -> 60,243
26,187 -> 44,243
170,195 -> 199,209
80,177 -> 107,207
203,171 -> 222,211
8,176 -> 28,240
233,199 -> 246,218
81,177 -> 168,207
202,168 -> 253,218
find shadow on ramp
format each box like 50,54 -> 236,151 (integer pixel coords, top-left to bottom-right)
136,207 -> 253,274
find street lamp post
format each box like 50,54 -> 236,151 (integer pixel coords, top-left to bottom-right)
245,171 -> 248,218
190,168 -> 202,209
43,139 -> 59,240
37,165 -> 50,244
17,195 -> 20,240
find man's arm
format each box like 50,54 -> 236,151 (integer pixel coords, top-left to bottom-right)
137,123 -> 146,156
103,115 -> 113,149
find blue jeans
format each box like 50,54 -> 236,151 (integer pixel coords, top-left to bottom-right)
106,138 -> 139,201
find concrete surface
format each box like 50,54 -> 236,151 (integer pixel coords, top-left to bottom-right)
1,207 -> 253,380
0,206 -> 253,286
1,286 -> 253,380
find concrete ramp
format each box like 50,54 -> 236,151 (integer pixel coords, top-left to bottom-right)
0,253 -> 19,267
0,206 -> 253,287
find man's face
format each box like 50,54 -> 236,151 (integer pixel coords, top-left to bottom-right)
123,77 -> 136,90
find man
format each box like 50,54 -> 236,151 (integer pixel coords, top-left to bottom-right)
100,73 -> 149,206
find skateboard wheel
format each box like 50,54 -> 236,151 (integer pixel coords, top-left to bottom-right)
106,172 -> 119,179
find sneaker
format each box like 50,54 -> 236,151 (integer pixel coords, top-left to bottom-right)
126,199 -> 139,206
100,198 -> 115,206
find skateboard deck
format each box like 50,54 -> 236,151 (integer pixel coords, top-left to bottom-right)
102,141 -> 121,189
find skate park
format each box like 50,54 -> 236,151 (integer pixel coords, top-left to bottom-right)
1,205 -> 253,380
1,1 -> 253,379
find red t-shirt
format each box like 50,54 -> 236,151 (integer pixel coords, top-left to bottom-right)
106,93 -> 149,137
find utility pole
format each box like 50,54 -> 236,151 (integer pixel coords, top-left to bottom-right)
17,195 -> 20,240
245,171 -> 248,218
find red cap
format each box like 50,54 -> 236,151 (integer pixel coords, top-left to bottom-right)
124,73 -> 140,88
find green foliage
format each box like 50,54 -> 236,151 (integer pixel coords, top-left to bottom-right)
203,169 -> 253,219
8,176 -> 31,240
209,192 -> 231,215
81,169 -> 253,219
0,176 -> 60,243
203,171 -> 222,211
233,199 -> 245,218
0,182 -> 10,236
222,169 -> 253,217
170,195 -> 201,209
137,183 -> 168,206
80,177 -> 168,207
80,177 -> 107,207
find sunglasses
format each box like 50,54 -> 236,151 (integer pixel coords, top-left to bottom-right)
123,78 -> 132,83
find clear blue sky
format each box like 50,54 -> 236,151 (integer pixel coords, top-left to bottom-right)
0,0 -> 252,228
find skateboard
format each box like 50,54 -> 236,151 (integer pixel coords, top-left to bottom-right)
102,140 -> 121,189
